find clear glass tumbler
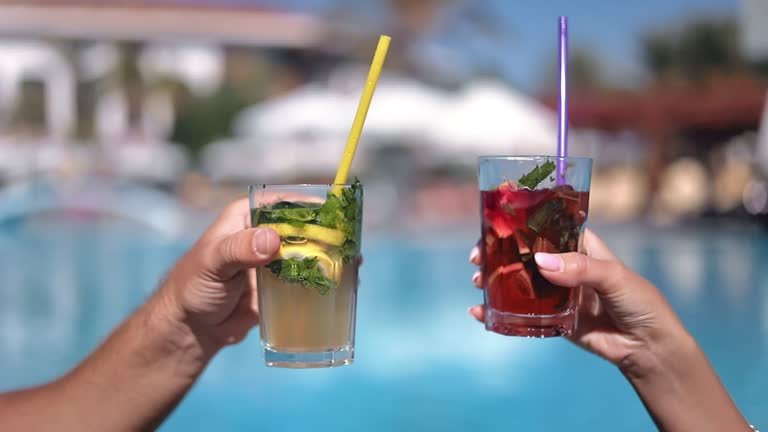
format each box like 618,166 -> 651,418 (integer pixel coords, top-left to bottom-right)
249,183 -> 362,367
478,156 -> 592,337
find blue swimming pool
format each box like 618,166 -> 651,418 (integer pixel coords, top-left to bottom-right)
0,216 -> 766,431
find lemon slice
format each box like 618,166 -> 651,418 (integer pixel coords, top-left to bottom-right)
278,243 -> 342,282
260,223 -> 346,247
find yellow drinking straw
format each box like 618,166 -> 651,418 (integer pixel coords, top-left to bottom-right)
331,35 -> 391,195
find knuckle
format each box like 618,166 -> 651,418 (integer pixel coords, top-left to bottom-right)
224,199 -> 248,217
212,200 -> 247,228
606,261 -> 628,287
217,237 -> 240,264
225,333 -> 246,346
199,241 -> 221,269
566,253 -> 589,276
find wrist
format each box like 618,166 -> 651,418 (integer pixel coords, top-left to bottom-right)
618,324 -> 698,383
147,287 -> 220,377
621,331 -> 751,431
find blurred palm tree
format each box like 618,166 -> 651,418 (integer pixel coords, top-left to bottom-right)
110,42 -> 144,131
642,16 -> 746,84
540,46 -> 606,92
64,41 -> 97,141
10,80 -> 46,136
170,47 -> 276,160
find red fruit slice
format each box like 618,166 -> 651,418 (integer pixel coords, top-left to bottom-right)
499,180 -> 518,193
484,209 -> 515,238
484,229 -> 498,257
532,235 -> 559,254
487,263 -> 535,299
513,231 -> 531,256
497,181 -> 518,210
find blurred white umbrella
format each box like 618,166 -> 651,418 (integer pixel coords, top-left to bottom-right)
201,139 -> 262,182
425,80 -> 557,159
235,75 -> 450,142
365,77 -> 448,138
254,136 -> 353,179
201,137 -> 364,183
107,139 -> 189,184
234,84 -> 355,138
229,77 -> 559,172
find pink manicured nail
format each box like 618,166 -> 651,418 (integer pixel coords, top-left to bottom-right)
469,248 -> 479,262
535,253 -> 563,272
467,305 -> 484,320
472,271 -> 481,284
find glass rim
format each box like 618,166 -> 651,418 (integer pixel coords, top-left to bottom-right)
248,183 -> 359,189
478,155 -> 592,162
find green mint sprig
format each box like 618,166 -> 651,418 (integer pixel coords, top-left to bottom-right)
256,202 -> 318,227
517,160 -> 556,189
266,257 -> 335,295
316,179 -> 362,263
254,179 -> 362,266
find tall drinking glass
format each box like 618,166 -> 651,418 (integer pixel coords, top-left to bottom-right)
478,156 -> 592,337
249,183 -> 362,368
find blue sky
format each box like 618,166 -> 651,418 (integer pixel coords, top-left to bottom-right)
483,0 -> 740,88
260,0 -> 740,90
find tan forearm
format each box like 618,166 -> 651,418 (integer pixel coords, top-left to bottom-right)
0,379 -> 71,432
0,290 -> 213,431
625,334 -> 750,432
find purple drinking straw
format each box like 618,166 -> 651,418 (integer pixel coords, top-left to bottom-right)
556,16 -> 568,185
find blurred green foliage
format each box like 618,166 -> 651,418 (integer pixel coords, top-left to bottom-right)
541,47 -> 605,91
642,16 -> 745,83
10,81 -> 46,133
170,83 -> 251,160
166,48 -> 278,160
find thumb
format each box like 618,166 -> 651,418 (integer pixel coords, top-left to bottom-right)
533,251 -> 628,298
209,227 -> 281,279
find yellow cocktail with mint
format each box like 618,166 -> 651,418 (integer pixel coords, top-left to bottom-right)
250,182 -> 362,367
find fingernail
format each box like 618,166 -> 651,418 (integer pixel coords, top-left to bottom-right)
472,271 -> 481,285
252,229 -> 273,257
469,248 -> 479,262
535,253 -> 563,272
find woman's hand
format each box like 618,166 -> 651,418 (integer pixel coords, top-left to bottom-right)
470,229 -> 689,375
468,229 -> 751,431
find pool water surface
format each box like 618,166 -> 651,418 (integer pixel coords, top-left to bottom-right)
0,218 -> 766,431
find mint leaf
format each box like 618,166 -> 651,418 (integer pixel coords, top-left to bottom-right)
316,195 -> 342,228
317,179 -> 362,263
278,207 -> 317,222
527,199 -> 564,232
257,202 -> 318,227
265,257 -> 335,294
517,160 -> 556,189
339,240 -> 358,263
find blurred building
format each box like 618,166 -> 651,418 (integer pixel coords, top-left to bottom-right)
0,0 -> 338,186
0,0 -> 326,46
0,0 -> 766,225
